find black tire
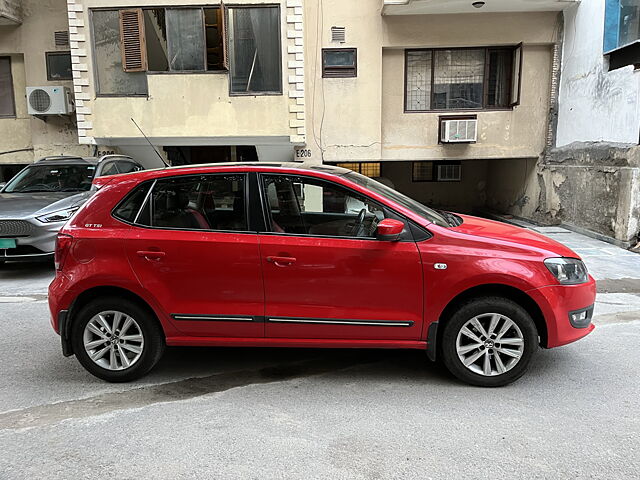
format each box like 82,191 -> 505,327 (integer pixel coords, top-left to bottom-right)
440,296 -> 538,387
71,297 -> 165,382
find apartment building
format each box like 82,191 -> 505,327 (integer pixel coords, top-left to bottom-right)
0,0 -> 89,182
303,0 -> 571,216
65,0 -> 569,211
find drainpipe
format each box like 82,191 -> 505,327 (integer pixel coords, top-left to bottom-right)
545,11 -> 564,158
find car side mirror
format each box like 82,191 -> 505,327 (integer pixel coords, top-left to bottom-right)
0,182 -> 5,191
376,218 -> 404,241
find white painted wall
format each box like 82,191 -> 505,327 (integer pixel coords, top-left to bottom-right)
556,0 -> 640,146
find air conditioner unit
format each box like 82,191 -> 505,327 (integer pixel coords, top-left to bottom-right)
26,86 -> 75,115
440,118 -> 477,143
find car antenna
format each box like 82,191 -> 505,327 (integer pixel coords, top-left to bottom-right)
130,118 -> 170,168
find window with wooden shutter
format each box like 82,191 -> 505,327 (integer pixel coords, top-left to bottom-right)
119,9 -> 148,72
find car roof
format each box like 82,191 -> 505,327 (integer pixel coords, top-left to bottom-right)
35,156 -> 99,165
135,161 -> 352,177
35,155 -> 134,166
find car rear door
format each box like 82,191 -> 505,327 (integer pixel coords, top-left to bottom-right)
258,173 -> 424,341
121,172 -> 264,338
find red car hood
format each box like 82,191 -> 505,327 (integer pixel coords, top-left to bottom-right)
450,214 -> 577,258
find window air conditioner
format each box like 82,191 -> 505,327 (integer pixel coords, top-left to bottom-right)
440,118 -> 477,143
26,86 -> 75,115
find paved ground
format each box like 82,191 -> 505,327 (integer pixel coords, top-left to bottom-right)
0,226 -> 639,479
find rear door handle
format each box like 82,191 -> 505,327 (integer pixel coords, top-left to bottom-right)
266,256 -> 297,266
137,250 -> 166,261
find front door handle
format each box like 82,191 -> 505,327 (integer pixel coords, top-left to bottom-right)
266,256 -> 297,267
137,250 -> 166,261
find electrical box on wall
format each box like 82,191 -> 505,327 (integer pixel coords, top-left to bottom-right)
26,86 -> 75,116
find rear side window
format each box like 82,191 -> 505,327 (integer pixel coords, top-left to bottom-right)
113,182 -> 152,223
126,174 -> 247,231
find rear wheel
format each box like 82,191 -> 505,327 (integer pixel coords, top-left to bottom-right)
71,297 -> 165,382
440,297 -> 538,387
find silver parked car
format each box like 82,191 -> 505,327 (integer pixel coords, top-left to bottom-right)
0,155 -> 144,262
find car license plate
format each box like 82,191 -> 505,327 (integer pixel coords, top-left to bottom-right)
0,239 -> 16,249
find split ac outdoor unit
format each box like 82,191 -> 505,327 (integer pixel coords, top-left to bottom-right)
440,118 -> 477,143
26,86 -> 75,115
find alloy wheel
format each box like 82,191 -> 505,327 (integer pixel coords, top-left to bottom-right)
455,313 -> 525,377
83,311 -> 145,371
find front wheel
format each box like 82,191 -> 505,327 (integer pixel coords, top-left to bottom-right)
71,297 -> 165,382
440,297 -> 538,387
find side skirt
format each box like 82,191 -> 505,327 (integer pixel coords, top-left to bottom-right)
166,337 -> 427,350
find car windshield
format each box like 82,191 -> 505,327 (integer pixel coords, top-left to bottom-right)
3,164 -> 96,193
345,171 -> 452,227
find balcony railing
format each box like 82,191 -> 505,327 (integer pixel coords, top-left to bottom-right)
382,0 -> 579,15
0,0 -> 22,25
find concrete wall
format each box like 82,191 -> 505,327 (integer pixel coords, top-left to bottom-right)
543,143 -> 640,244
0,0 -> 88,165
556,0 -> 640,146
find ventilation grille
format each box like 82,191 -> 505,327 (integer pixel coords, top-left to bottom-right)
0,220 -> 32,238
28,89 -> 52,113
54,31 -> 69,47
331,26 -> 345,43
437,164 -> 462,182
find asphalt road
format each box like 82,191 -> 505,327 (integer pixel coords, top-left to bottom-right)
0,261 -> 639,479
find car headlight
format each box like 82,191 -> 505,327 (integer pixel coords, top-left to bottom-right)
36,207 -> 79,223
544,257 -> 589,285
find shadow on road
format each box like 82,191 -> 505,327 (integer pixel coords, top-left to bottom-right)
0,260 -> 54,284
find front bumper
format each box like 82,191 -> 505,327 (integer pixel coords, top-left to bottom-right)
0,218 -> 65,259
527,275 -> 597,348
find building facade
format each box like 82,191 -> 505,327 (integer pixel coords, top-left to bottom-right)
540,0 -> 640,247
0,0 -> 89,183
3,0 -> 638,246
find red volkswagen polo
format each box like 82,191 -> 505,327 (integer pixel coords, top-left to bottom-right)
48,163 -> 596,387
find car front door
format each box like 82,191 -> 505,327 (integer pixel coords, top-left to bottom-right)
121,173 -> 264,338
258,174 -> 424,341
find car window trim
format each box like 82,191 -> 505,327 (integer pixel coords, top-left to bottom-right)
115,173 -> 256,234
256,172 -> 415,241
133,179 -> 156,224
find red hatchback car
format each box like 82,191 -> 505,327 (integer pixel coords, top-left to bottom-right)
48,163 -> 596,387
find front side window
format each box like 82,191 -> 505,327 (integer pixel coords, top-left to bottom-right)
228,6 -> 281,93
3,165 -> 96,193
262,175 -> 389,238
405,46 -> 522,111
0,56 -> 15,117
135,174 -> 247,231
116,161 -> 143,173
345,171 -> 451,228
